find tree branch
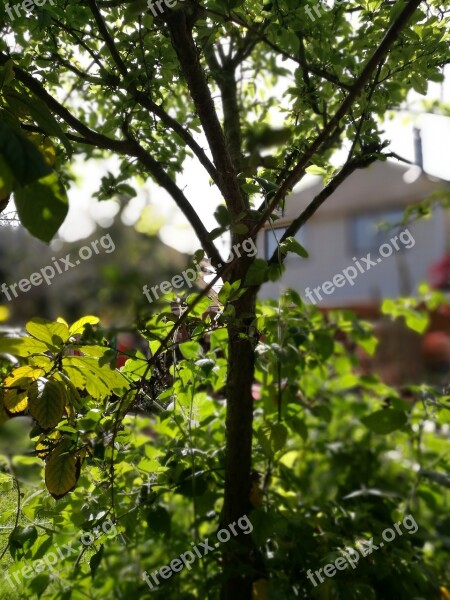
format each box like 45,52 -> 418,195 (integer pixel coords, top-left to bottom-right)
0,52 -> 133,153
20,123 -> 115,147
52,17 -> 107,73
268,153 -> 380,265
86,0 -> 128,77
203,46 -> 243,172
0,54 -> 220,264
201,5 -> 352,91
123,135 -> 223,268
129,88 -> 221,189
45,54 -> 106,86
229,29 -> 260,69
253,0 -> 422,239
165,10 -> 245,216
81,1 -> 222,188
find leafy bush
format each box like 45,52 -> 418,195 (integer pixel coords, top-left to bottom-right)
0,292 -> 448,598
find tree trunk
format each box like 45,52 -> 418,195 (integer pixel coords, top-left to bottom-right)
222,283 -> 258,600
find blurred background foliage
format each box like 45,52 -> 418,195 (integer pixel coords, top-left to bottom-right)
0,208 -> 188,325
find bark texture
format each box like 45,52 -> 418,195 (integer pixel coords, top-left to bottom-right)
223,281 -> 258,600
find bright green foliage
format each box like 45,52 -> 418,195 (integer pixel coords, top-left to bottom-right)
0,1 -> 449,245
0,291 -> 448,598
0,317 -> 129,501
0,0 -> 449,598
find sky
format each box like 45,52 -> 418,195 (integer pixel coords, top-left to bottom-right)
57,67 -> 450,257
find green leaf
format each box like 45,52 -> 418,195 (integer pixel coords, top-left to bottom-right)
241,182 -> 260,194
267,263 -> 285,281
314,331 -> 334,360
209,227 -> 225,240
214,205 -> 231,227
404,311 -> 429,334
28,379 -> 66,430
0,336 -> 50,356
0,121 -> 52,186
231,223 -> 249,234
187,294 -> 212,318
0,59 -> 15,90
219,281 -> 232,305
280,237 -> 309,258
0,154 -> 14,198
26,318 -> 70,348
195,358 -> 215,374
257,422 -> 288,458
10,525 -> 38,549
147,506 -> 171,535
287,417 -> 308,441
254,177 -> 279,193
410,74 -> 428,95
381,299 -> 429,333
63,356 -> 128,398
14,172 -> 69,243
90,545 -> 104,578
244,259 -> 269,286
365,0 -> 383,9
306,165 -> 327,176
179,341 -> 202,360
30,573 -> 51,597
4,87 -> 72,156
176,469 -> 209,498
361,409 -> 407,435
69,316 -> 100,336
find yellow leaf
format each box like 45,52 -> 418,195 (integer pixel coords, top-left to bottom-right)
3,376 -> 33,413
45,439 -> 79,499
35,431 -> 61,458
250,479 -> 264,508
440,587 -> 450,600
6,366 -> 43,381
252,579 -> 269,599
69,316 -> 100,336
41,137 -> 56,167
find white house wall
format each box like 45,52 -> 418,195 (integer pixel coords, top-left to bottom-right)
258,210 -> 444,305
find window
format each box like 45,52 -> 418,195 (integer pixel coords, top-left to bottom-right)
351,209 -> 404,254
264,226 -> 306,259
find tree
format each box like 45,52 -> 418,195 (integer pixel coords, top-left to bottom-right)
0,1 -> 449,598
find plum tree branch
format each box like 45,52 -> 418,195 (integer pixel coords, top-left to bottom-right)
0,54 -> 219,264
253,0 -> 423,239
85,0 -> 221,188
0,52 -> 133,153
165,10 -> 246,216
86,0 -> 128,77
126,136 -> 223,267
267,152 -> 380,265
200,5 -> 352,91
